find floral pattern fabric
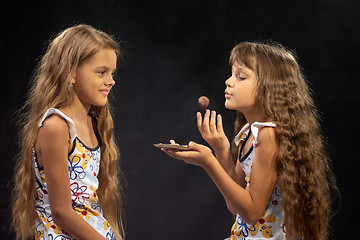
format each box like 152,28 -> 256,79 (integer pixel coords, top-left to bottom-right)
227,122 -> 286,240
33,108 -> 114,240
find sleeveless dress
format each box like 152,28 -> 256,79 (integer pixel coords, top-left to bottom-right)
227,122 -> 286,240
33,108 -> 115,240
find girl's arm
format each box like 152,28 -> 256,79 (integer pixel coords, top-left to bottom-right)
163,127 -> 277,224
37,115 -> 106,240
197,110 -> 243,184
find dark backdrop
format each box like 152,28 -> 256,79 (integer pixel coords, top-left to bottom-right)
2,0 -> 359,239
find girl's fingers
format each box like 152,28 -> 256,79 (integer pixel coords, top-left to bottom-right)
209,110 -> 217,132
217,114 -> 224,133
162,148 -> 177,158
202,109 -> 211,133
162,147 -> 190,160
197,112 -> 203,133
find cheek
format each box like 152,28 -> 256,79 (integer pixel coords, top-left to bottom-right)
241,81 -> 257,98
74,75 -> 99,97
235,85 -> 257,105
249,88 -> 257,102
77,74 -> 99,90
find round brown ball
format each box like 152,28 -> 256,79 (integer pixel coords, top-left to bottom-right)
198,96 -> 210,110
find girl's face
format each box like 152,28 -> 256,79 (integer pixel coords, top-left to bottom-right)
73,48 -> 117,107
224,61 -> 258,113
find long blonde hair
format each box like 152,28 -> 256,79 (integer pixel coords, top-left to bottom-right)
12,24 -> 125,240
230,41 -> 338,240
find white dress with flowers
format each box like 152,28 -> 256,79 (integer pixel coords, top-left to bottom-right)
227,122 -> 286,240
33,108 -> 115,240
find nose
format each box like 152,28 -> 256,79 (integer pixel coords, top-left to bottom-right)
105,76 -> 115,87
225,76 -> 234,87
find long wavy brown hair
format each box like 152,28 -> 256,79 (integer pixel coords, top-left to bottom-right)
229,41 -> 338,240
12,24 -> 125,240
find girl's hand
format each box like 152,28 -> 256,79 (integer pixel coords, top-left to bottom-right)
162,140 -> 216,168
197,110 -> 230,154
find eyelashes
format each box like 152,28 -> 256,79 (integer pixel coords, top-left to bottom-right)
97,71 -> 116,77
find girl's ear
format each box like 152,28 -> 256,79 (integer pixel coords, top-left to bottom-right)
70,71 -> 77,84
69,78 -> 75,88
68,73 -> 76,90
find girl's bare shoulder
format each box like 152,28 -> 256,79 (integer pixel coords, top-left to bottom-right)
257,126 -> 276,145
255,127 -> 277,162
38,114 -> 69,141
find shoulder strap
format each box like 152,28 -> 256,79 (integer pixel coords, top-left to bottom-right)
234,123 -> 250,146
39,108 -> 77,143
234,122 -> 276,146
250,122 -> 276,146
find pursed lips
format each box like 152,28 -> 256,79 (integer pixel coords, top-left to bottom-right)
225,90 -> 232,99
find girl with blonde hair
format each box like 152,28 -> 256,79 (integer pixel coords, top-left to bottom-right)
12,24 -> 124,240
162,41 -> 337,239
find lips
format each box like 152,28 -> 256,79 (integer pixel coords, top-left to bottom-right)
99,89 -> 110,96
225,90 -> 232,99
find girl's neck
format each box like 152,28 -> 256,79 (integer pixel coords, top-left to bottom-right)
61,96 -> 91,124
242,109 -> 268,126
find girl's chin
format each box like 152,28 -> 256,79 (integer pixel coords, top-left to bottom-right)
224,101 -> 236,110
225,103 -> 242,112
92,100 -> 108,107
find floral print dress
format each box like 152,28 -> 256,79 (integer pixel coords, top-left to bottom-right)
33,108 -> 115,240
227,122 -> 286,240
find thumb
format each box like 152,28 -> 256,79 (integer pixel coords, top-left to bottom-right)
188,141 -> 200,150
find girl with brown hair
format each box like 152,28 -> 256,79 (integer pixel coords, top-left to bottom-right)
12,24 -> 124,240
162,41 -> 337,240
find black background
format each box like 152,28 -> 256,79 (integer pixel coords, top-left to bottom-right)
1,0 -> 359,239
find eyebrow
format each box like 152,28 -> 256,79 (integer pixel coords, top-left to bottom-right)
95,66 -> 116,71
233,64 -> 252,75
